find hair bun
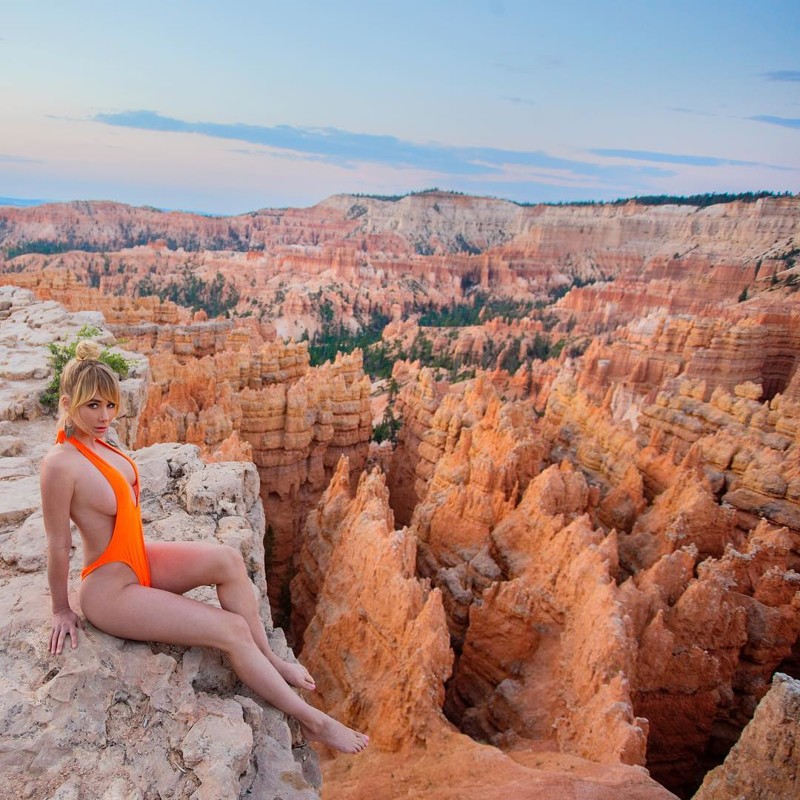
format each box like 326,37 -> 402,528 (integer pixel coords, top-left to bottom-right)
74,340 -> 104,361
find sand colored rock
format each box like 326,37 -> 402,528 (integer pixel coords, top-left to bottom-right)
0,286 -> 148,447
602,517 -> 800,795
693,672 -> 800,800
323,736 -> 679,800
0,293 -> 319,799
299,465 -> 453,750
1,442 -> 319,800
447,463 -> 647,765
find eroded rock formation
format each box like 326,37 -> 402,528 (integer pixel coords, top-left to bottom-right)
295,457 -> 677,800
2,192 -> 799,799
297,313 -> 798,796
3,194 -> 797,341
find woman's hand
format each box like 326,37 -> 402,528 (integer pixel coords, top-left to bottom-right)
50,608 -> 82,655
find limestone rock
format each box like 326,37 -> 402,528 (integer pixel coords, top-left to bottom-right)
0,295 -> 318,800
693,673 -> 800,800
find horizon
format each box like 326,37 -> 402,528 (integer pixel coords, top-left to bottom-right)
1,1 -> 799,215
0,188 -> 795,220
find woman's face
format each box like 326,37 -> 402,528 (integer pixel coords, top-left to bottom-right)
76,393 -> 118,438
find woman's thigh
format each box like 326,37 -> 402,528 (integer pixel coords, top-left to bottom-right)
147,540 -> 239,594
81,578 -> 245,650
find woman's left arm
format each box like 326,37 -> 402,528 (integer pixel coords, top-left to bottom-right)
41,454 -> 82,655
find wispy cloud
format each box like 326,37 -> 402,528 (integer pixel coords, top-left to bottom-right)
591,148 -> 783,169
0,153 -> 41,164
749,114 -> 800,130
503,95 -> 536,107
672,106 -> 724,118
91,110 -> 672,186
761,70 -> 800,82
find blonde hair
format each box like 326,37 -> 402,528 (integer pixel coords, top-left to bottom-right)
58,340 -> 122,435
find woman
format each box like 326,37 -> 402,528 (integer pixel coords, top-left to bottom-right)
41,340 -> 368,754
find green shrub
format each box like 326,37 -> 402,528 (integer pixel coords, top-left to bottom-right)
40,326 -> 136,411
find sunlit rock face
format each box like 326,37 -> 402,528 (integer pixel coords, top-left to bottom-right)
338,294 -> 798,796
693,672 -> 800,800
294,455 -> 679,800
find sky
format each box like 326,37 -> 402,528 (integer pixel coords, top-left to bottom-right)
1,0 -> 798,215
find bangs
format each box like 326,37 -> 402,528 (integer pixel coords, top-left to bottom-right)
68,362 -> 122,410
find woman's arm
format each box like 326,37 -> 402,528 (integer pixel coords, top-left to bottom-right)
40,455 -> 82,654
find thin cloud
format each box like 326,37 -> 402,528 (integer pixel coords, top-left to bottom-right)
672,106 -> 722,118
761,70 -> 800,82
0,196 -> 46,207
91,110 -> 672,185
503,95 -> 536,107
591,148 -> 785,170
0,153 -> 41,164
750,114 -> 800,130
492,60 -> 537,76
227,146 -> 330,164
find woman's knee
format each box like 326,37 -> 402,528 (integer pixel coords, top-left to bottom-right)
216,611 -> 253,653
217,544 -> 247,581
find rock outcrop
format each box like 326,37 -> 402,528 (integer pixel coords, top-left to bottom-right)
0,288 -> 320,800
693,672 -> 800,800
0,280 -> 374,617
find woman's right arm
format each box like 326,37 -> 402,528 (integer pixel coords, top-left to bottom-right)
40,455 -> 82,655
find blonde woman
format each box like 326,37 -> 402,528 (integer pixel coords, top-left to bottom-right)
41,340 -> 368,754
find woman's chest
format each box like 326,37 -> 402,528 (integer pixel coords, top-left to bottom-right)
74,457 -> 136,516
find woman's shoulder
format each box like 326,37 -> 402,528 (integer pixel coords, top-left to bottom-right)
40,440 -> 81,478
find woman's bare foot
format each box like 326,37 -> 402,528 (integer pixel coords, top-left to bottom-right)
301,713 -> 369,754
275,659 -> 316,691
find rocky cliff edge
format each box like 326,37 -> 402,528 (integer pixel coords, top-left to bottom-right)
0,287 -> 320,800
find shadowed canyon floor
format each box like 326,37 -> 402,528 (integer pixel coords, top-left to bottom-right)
1,192 -> 799,798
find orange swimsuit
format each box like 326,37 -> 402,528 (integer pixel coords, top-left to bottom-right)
57,431 -> 151,587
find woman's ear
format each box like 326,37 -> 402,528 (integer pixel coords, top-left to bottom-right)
59,395 -> 71,412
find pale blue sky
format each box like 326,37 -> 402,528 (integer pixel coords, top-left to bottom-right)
1,0 -> 798,214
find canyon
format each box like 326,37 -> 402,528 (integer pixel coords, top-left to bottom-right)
1,191 -> 798,799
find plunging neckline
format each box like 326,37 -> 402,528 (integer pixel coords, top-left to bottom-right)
67,436 -> 140,508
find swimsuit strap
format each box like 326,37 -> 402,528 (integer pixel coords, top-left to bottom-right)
57,431 -> 140,504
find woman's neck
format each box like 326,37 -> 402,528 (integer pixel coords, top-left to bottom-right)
69,428 -> 99,448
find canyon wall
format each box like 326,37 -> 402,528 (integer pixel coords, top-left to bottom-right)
2,195 -> 797,331
2,193 -> 798,799
296,359 -> 798,798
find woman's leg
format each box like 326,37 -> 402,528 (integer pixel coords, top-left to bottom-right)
80,576 -> 368,754
146,541 -> 314,690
